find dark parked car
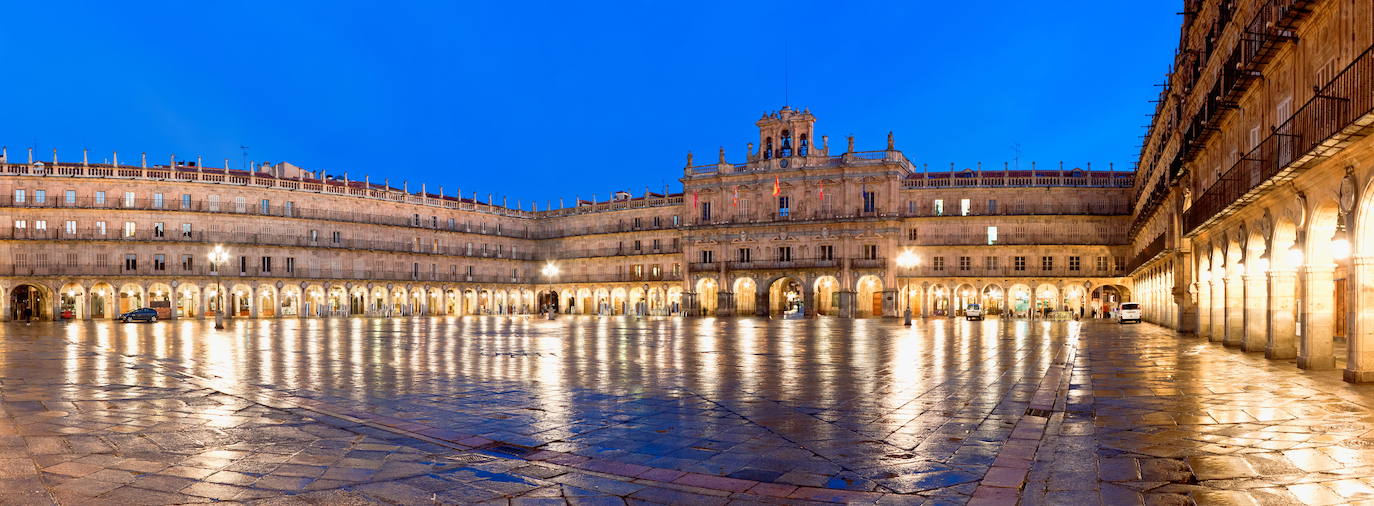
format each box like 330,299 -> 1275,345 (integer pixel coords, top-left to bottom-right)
119,308 -> 159,323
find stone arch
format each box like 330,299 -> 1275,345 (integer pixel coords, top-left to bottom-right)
57,282 -> 86,320
280,284 -> 302,317
89,282 -> 115,319
856,274 -> 884,317
980,283 -> 1005,315
952,283 -> 977,317
254,284 -> 277,318
118,283 -> 146,315
928,283 -> 951,317
576,288 -> 592,314
370,286 -> 389,315
733,277 -> 757,315
346,286 -> 366,315
304,284 -> 327,317
813,276 -> 840,316
766,275 -> 805,316
1007,283 -> 1032,317
229,283 -> 254,318
694,278 -> 718,316
610,287 -> 627,315
667,286 -> 683,314
176,281 -> 200,319
647,287 -> 665,315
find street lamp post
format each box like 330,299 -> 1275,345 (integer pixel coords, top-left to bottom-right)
209,245 -> 230,329
896,250 -> 919,326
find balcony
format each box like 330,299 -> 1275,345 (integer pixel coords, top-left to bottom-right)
1184,42 -> 1374,235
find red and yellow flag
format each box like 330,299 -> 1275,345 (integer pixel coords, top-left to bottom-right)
772,175 -> 781,197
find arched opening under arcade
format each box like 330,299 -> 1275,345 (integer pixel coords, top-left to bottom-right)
733,277 -> 757,315
768,276 -> 804,316
856,275 -> 884,318
10,283 -> 52,321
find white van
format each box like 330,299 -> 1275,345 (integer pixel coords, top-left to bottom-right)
1117,302 -> 1142,324
965,303 -> 984,321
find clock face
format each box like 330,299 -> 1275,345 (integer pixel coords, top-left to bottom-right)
780,159 -> 790,169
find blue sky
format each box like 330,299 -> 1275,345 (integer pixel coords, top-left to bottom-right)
1,1 -> 1178,206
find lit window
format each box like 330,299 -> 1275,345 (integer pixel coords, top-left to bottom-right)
986,226 -> 998,245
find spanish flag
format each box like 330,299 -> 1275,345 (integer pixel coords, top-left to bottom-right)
772,175 -> 780,197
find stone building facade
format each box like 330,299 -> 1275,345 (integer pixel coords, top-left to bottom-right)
0,106 -> 1136,324
1128,0 -> 1374,382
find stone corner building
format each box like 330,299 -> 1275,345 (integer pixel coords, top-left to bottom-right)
2,2 -> 1373,378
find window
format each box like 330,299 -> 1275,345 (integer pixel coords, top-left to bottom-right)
633,217 -> 642,229
14,189 -> 25,203
65,190 -> 76,204
933,256 -> 945,271
958,256 -> 971,270
181,223 -> 192,238
651,264 -> 662,278
309,229 -> 318,242
863,191 -> 876,213
634,240 -> 642,251
701,202 -> 712,221
332,231 -> 341,244
123,192 -> 135,208
34,220 -> 46,230
122,221 -> 136,237
819,245 -> 834,261
960,198 -> 970,216
95,191 -> 105,205
1096,256 -> 1108,271
447,218 -> 455,230
182,194 -> 191,209
1068,256 -> 1081,271
987,226 -> 998,245
700,250 -> 714,263
64,220 -> 76,234
653,216 -> 662,227
181,254 -> 194,271
412,213 -> 420,226
863,244 -> 878,260
285,257 -> 295,274
984,256 -> 998,269
261,256 -> 272,273
465,242 -> 473,255
1113,256 -> 1126,271
153,193 -> 164,208
652,239 -> 661,250
34,190 -> 45,204
260,199 -> 270,214
987,199 -> 998,214
153,222 -> 164,238
778,246 -> 792,261
908,228 -> 918,241
95,221 -> 106,235
153,254 -> 166,271
234,196 -> 246,213
124,254 -> 137,271
778,196 -> 790,217
286,201 -> 295,216
238,256 -> 247,273
907,200 -> 915,214
632,265 -> 644,278
933,199 -> 944,216
14,219 -> 27,230
1041,256 -> 1054,271
672,263 -> 681,277
673,215 -> 680,226
1014,256 -> 1026,271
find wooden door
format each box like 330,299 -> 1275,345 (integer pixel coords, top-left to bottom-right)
1336,277 -> 1349,338
872,293 -> 882,317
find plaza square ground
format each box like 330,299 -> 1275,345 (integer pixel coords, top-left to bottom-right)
2,316 -> 1374,505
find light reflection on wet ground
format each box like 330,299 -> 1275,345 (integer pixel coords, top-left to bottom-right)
5,316 -> 1374,504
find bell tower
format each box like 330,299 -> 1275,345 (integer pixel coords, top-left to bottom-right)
754,106 -> 817,161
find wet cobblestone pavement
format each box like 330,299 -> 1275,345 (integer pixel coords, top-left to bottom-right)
2,317 -> 1374,504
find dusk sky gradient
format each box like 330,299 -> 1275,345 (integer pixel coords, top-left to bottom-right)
1,1 -> 1180,205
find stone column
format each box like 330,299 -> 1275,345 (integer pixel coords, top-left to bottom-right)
273,292 -> 282,318
715,291 -> 733,317
1242,273 -> 1268,352
1299,266 -> 1335,370
755,284 -> 769,317
1345,257 -> 1374,382
1267,269 -> 1298,359
919,284 -> 929,318
1224,272 -> 1244,347
803,283 -> 816,317
837,291 -> 855,318
82,291 -> 93,320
